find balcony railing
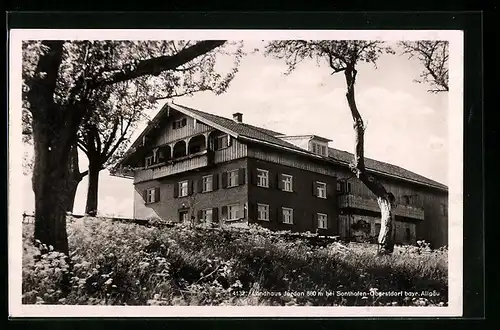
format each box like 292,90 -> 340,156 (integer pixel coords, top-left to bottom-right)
134,150 -> 213,183
338,194 -> 424,220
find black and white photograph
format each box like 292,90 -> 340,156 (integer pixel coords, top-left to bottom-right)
9,29 -> 463,317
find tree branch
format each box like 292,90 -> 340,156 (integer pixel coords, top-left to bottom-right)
97,40 -> 226,86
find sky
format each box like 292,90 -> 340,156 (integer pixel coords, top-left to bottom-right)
21,39 -> 449,218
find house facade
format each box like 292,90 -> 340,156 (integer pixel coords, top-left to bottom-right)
114,103 -> 448,248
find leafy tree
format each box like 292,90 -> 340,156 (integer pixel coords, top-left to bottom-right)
22,40 -> 240,254
399,41 -> 449,93
264,40 -> 398,254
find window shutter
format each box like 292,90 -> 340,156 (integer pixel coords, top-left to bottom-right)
291,176 -> 295,192
238,168 -> 246,185
227,135 -> 232,147
221,206 -> 228,220
198,210 -> 203,221
278,207 -> 284,223
173,183 -> 179,198
143,189 -> 148,203
197,178 -> 203,193
155,187 -> 160,202
268,204 -> 275,222
312,181 -> 317,196
221,172 -> 228,188
182,118 -> 187,126
277,174 -> 283,190
213,173 -> 219,190
188,180 -> 194,195
212,207 -> 219,222
237,205 -> 243,219
314,213 -> 318,229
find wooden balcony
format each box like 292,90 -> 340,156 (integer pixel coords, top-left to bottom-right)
338,194 -> 424,220
134,150 -> 213,183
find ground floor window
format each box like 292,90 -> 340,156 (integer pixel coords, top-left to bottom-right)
282,207 -> 293,224
228,204 -> 240,220
179,210 -> 189,222
201,208 -> 213,222
257,204 -> 269,221
317,213 -> 328,229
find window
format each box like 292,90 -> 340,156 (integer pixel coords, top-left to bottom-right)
200,208 -> 213,222
179,210 -> 189,222
281,174 -> 293,192
257,169 -> 269,187
402,195 -> 410,205
214,135 -> 229,150
316,181 -> 327,199
338,181 -> 352,193
145,156 -> 153,167
178,181 -> 188,197
228,170 -> 239,187
282,207 -> 293,224
375,223 -> 381,237
228,204 -> 240,220
173,118 -> 187,129
145,188 -> 157,204
257,204 -> 269,221
202,175 -> 213,192
317,213 -> 328,229
311,142 -> 327,156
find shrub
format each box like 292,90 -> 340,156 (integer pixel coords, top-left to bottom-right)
22,216 -> 448,306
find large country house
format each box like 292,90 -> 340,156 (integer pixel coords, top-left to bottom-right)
113,103 -> 449,247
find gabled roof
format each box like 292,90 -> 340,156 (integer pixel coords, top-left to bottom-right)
116,102 -> 447,192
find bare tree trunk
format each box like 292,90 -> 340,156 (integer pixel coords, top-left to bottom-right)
344,65 -> 396,254
66,144 -> 86,213
84,156 -> 100,216
32,118 -> 71,256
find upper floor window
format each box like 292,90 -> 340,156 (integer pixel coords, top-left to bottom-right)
202,175 -> 213,192
145,187 -> 159,204
173,118 -> 187,130
317,213 -> 328,229
227,170 -> 239,187
338,181 -> 352,194
402,195 -> 411,205
178,180 -> 188,197
281,174 -> 293,192
214,135 -> 230,150
316,181 -> 327,199
257,203 -> 269,221
257,169 -> 269,188
282,207 -> 294,224
145,156 -> 153,168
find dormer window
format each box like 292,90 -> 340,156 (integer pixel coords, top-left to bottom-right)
311,141 -> 327,156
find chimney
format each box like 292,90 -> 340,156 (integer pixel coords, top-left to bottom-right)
232,112 -> 243,123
